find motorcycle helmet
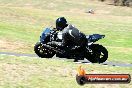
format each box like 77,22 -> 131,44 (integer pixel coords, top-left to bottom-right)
56,17 -> 67,31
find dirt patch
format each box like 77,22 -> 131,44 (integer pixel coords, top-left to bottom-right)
0,39 -> 32,53
0,39 -> 22,51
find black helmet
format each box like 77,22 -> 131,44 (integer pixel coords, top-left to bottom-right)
56,17 -> 67,31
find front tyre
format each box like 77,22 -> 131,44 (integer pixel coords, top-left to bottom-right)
34,42 -> 55,58
86,44 -> 108,63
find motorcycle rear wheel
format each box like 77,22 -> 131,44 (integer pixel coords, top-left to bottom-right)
86,44 -> 108,63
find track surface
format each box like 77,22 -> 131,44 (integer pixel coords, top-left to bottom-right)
0,52 -> 132,67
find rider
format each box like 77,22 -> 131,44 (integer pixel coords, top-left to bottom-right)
50,17 -> 88,61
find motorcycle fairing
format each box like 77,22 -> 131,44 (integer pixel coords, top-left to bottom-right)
87,34 -> 105,43
40,28 -> 51,42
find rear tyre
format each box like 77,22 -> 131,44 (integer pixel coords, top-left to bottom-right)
34,42 -> 55,58
86,44 -> 108,63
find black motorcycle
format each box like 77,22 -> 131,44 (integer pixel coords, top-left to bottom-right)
34,27 -> 108,63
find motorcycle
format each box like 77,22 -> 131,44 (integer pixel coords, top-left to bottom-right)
34,27 -> 108,63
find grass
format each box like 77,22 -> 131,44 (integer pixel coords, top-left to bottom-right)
0,1 -> 132,60
0,54 -> 132,88
0,0 -> 132,87
0,4 -> 131,62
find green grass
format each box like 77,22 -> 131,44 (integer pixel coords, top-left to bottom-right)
0,54 -> 132,88
0,0 -> 132,63
0,1 -> 132,87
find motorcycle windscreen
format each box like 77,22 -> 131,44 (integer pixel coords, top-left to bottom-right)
40,28 -> 51,42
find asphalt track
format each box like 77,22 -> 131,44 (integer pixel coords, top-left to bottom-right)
0,52 -> 132,67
